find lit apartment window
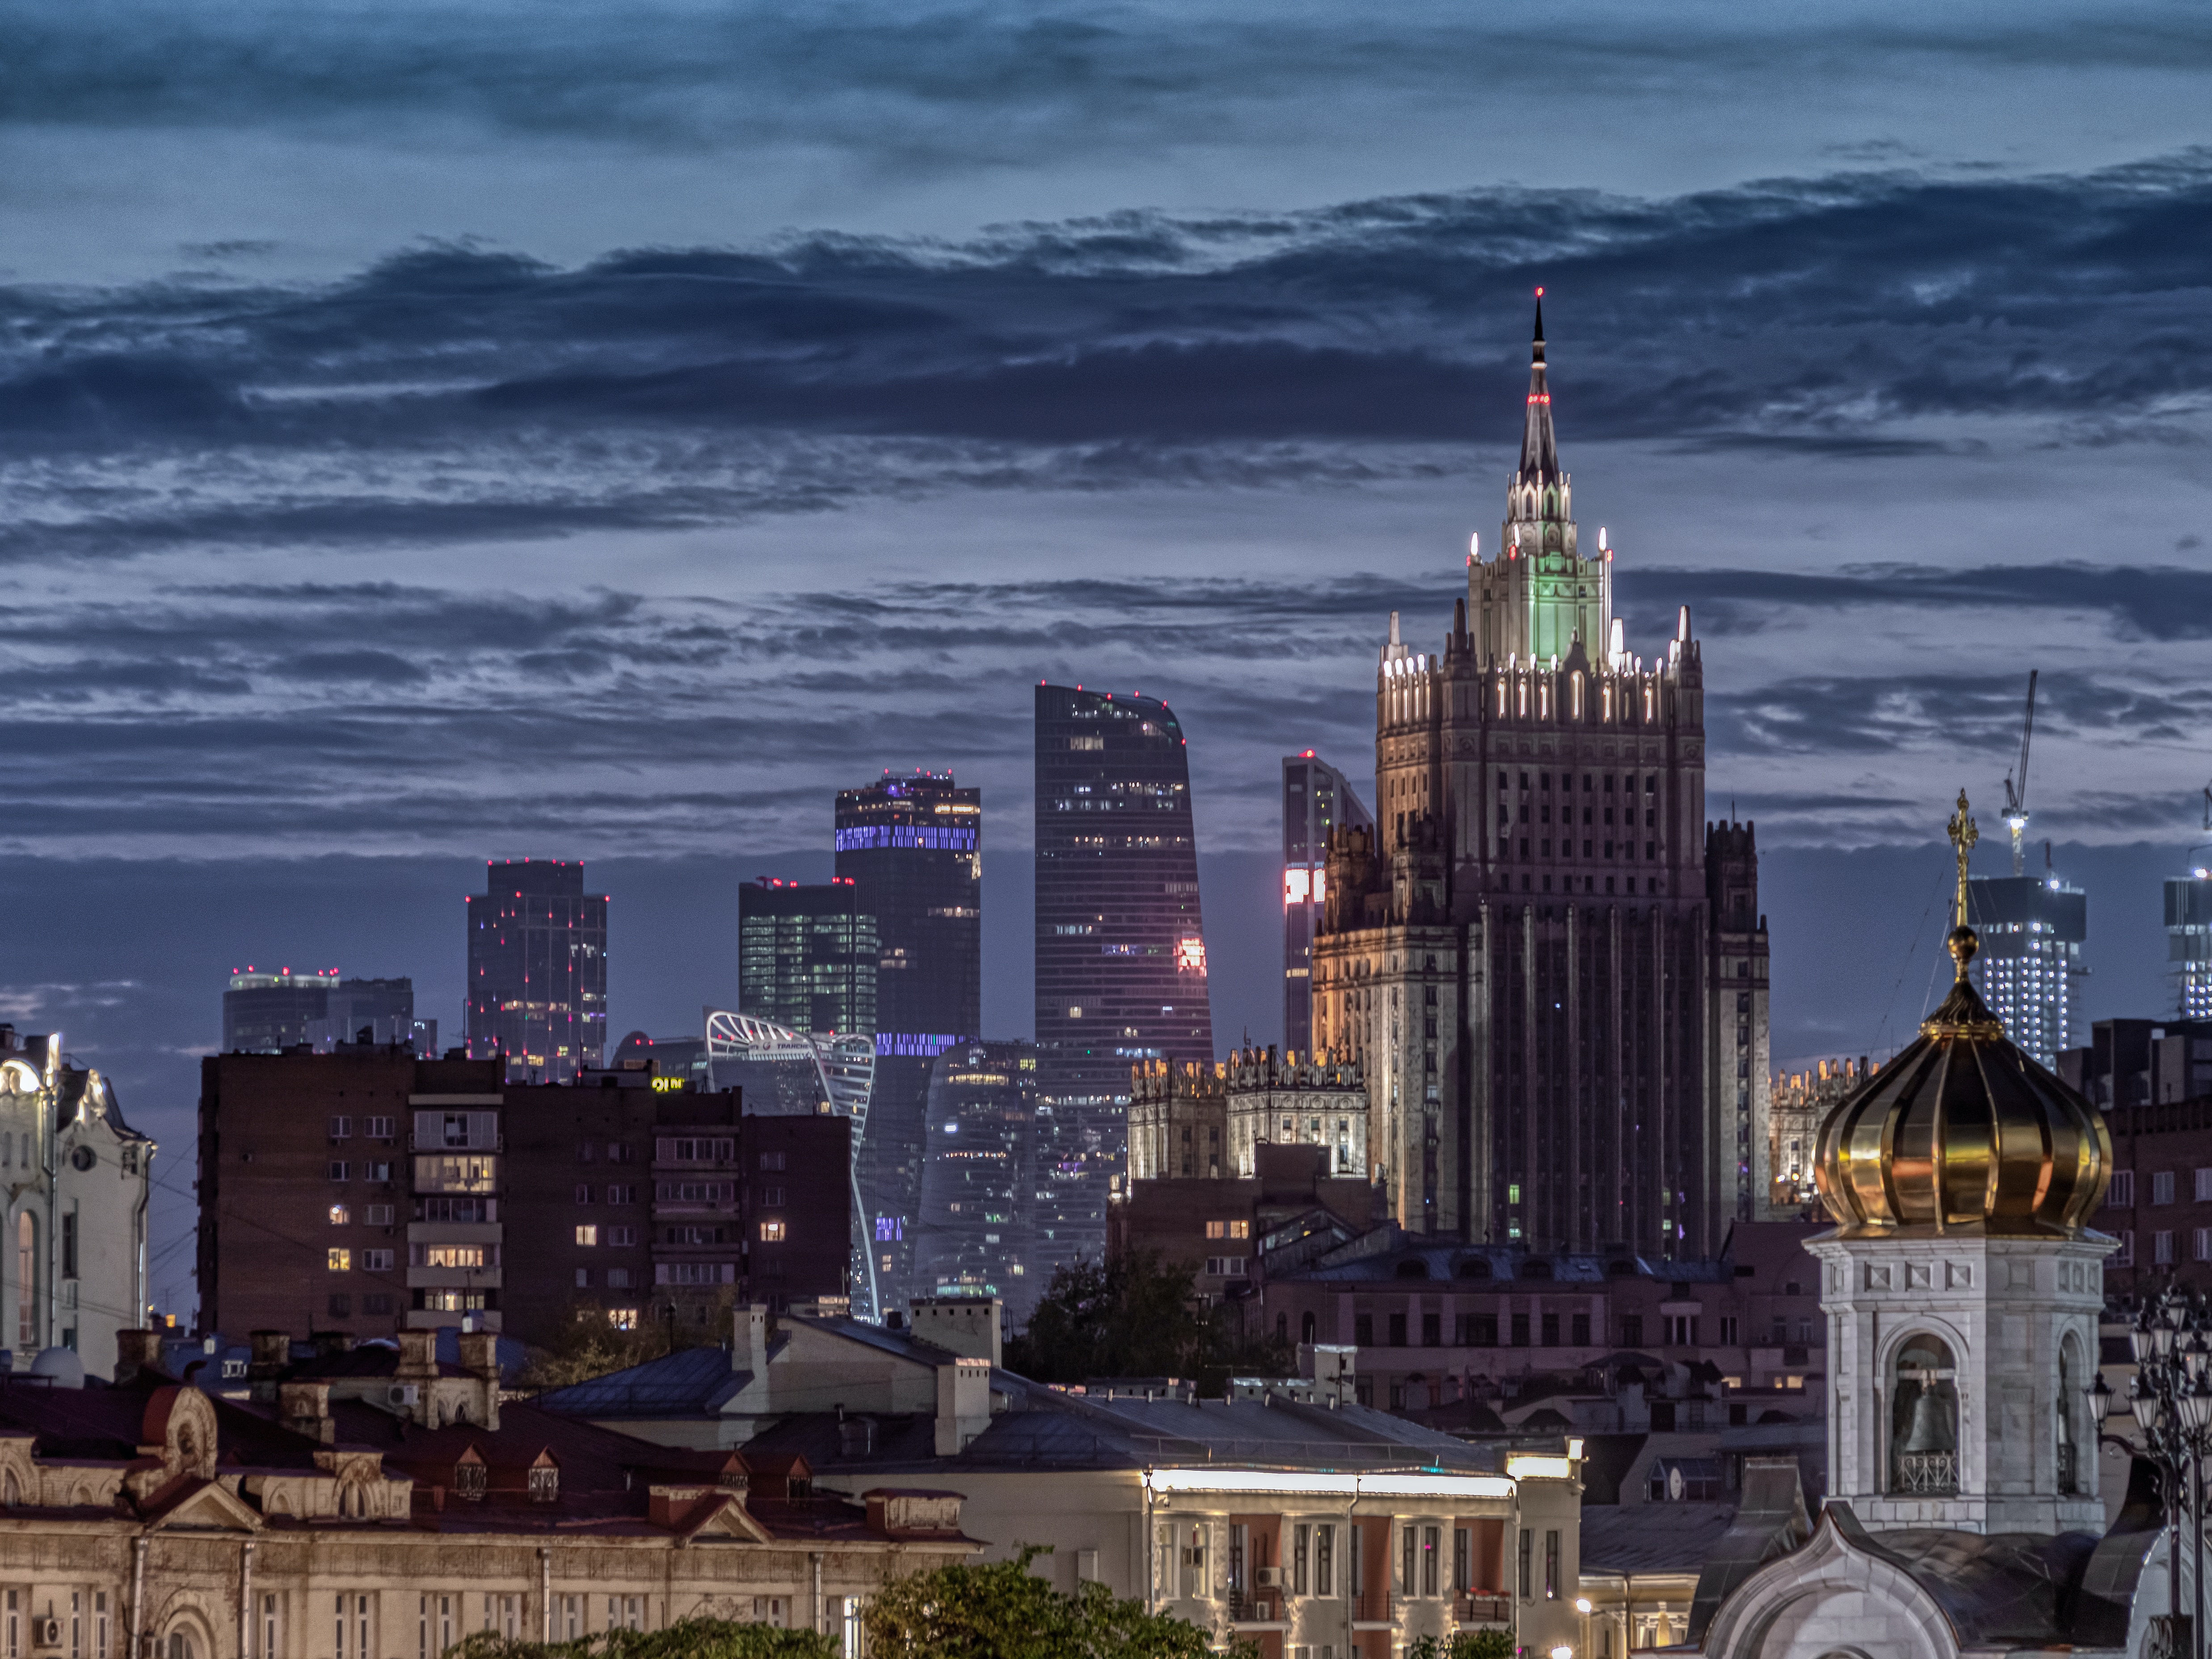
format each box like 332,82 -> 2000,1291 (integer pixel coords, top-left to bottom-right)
574,1226 -> 598,1247
328,1206 -> 350,1226
327,1249 -> 351,1272
760,1221 -> 787,1242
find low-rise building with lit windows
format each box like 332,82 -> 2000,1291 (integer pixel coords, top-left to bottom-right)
0,1326 -> 972,1659
544,1298 -> 1588,1657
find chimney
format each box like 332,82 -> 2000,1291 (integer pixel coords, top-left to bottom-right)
395,1329 -> 438,1382
278,1381 -> 335,1445
934,1358 -> 991,1457
248,1330 -> 292,1399
113,1329 -> 163,1388
735,1304 -> 770,1379
1298,1342 -> 1357,1408
908,1297 -> 1003,1368
457,1331 -> 502,1431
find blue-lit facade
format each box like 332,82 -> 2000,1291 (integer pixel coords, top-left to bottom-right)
835,770 -> 982,1313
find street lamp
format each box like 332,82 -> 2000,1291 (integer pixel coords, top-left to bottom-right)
2114,1288 -> 2212,1659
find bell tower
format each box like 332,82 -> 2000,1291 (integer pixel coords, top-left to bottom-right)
1809,792 -> 2115,1534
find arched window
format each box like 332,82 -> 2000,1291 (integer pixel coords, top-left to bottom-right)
1891,1335 -> 1959,1495
15,1214 -> 33,1351
3,1469 -> 18,1505
2059,1339 -> 2083,1493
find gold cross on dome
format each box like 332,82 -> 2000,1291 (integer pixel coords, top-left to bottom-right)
1947,789 -> 1979,928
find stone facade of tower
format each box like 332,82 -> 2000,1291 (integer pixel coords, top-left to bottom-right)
1310,302 -> 1771,1258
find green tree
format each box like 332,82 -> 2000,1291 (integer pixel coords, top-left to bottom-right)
864,1551 -> 1232,1659
1407,1633 -> 1516,1659
448,1617 -> 834,1659
516,1292 -> 736,1391
1003,1251 -> 1291,1392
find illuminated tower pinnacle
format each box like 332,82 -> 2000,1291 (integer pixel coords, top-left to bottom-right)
1471,290 -> 1613,665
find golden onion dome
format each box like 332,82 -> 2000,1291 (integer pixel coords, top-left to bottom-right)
1814,792 -> 2111,1238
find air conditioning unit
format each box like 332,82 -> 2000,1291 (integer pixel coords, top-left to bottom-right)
1254,1567 -> 1283,1589
388,1385 -> 420,1407
34,1617 -> 61,1646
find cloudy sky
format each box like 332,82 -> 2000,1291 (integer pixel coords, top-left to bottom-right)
4,0 -> 2210,1311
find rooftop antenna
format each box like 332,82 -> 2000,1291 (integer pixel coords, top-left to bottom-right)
2001,669 -> 2038,876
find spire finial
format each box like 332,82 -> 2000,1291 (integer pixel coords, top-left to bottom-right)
1947,788 -> 1980,976
1534,286 -> 1545,344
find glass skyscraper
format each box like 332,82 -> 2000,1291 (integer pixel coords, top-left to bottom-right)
834,770 -> 982,1309
915,1040 -> 1041,1320
736,879 -> 879,1038
1034,684 -> 1213,1271
2169,865 -> 2212,1020
465,859 -> 608,1082
1281,752 -> 1372,1056
1968,872 -> 2087,1066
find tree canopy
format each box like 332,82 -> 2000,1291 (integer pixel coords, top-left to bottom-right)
1003,1251 -> 1290,1391
863,1550 -> 1230,1659
449,1619 -> 834,1659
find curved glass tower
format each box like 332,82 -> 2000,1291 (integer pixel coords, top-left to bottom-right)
1034,684 -> 1214,1273
1034,685 -> 1213,1065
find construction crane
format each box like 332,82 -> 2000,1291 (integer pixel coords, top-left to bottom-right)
2002,669 -> 2038,876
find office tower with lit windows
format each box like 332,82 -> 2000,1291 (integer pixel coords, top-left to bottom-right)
465,859 -> 608,1082
834,770 -> 982,1308
1035,683 -> 1215,1268
737,879 -> 878,1040
2171,865 -> 2212,1021
223,968 -> 341,1052
914,1040 -> 1041,1320
1968,872 -> 2087,1065
1310,297 -> 1769,1258
1283,754 -> 1373,1056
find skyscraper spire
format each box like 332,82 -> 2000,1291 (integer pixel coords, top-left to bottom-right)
1518,287 -> 1561,485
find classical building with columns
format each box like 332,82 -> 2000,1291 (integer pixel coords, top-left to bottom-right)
1310,298 -> 1770,1258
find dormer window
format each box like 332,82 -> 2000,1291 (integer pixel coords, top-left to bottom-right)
455,1462 -> 487,1501
528,1465 -> 559,1503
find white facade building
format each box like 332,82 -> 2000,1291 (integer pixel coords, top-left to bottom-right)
0,1027 -> 154,1372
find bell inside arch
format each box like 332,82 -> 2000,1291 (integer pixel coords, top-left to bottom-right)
1901,1381 -> 1956,1453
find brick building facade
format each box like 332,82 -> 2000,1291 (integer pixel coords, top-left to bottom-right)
198,1051 -> 848,1347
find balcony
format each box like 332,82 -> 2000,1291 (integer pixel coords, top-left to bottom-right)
1351,1594 -> 1394,1629
1893,1452 -> 1958,1495
1225,1592 -> 1281,1626
1453,1593 -> 1511,1626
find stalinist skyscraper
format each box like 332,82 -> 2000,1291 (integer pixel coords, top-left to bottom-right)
1312,295 -> 1770,1258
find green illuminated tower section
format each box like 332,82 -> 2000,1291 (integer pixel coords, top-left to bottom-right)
1471,293 -> 1613,666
